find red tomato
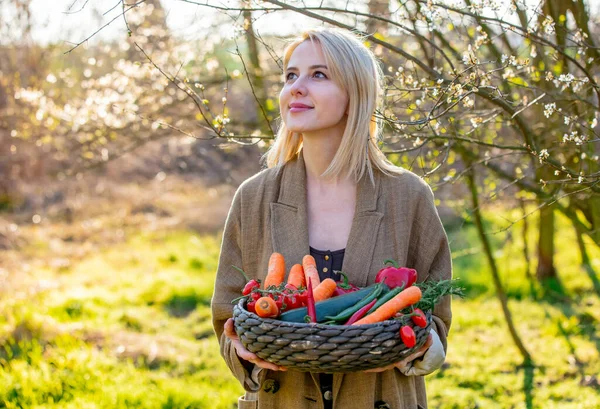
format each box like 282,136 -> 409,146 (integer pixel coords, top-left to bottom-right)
400,326 -> 416,348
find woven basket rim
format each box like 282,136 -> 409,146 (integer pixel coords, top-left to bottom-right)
234,299 -> 429,328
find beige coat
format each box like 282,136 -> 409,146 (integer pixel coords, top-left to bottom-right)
211,152 -> 452,409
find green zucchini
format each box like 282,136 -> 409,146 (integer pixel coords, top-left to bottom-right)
278,284 -> 381,323
323,283 -> 387,323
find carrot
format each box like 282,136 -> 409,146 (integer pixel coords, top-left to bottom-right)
287,264 -> 306,288
263,252 -> 286,289
302,255 -> 321,287
351,286 -> 422,325
255,296 -> 279,318
313,278 -> 337,302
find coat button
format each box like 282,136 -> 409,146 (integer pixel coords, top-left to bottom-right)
262,379 -> 280,394
323,390 -> 333,401
374,401 -> 390,409
324,255 -> 330,261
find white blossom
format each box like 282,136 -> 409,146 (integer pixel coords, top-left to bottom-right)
470,117 -> 483,128
563,131 -> 588,145
462,45 -> 479,65
543,103 -> 556,118
558,73 -> 575,85
542,15 -> 555,34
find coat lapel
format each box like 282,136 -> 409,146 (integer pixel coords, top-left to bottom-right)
340,171 -> 383,288
270,152 -> 310,272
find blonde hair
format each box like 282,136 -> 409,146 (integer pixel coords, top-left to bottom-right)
263,28 -> 403,182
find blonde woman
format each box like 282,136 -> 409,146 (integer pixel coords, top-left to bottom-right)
212,28 -> 452,409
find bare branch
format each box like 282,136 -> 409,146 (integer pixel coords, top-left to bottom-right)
64,1 -> 147,54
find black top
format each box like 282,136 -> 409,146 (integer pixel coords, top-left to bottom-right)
309,246 -> 345,408
309,246 -> 345,282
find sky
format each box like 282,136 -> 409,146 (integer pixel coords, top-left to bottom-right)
25,0 -> 600,47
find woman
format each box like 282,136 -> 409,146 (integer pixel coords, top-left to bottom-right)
211,28 -> 452,409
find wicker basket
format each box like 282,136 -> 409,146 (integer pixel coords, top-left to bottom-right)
232,299 -> 432,373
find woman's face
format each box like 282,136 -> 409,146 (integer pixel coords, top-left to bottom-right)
279,41 -> 349,136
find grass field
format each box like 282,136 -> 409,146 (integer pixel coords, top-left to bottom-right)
0,204 -> 599,408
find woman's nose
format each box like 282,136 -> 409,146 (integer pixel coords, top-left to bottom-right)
290,76 -> 307,96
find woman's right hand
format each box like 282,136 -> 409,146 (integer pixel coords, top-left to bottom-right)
224,318 -> 287,372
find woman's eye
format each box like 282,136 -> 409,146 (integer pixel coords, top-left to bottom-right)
313,71 -> 327,79
285,72 -> 297,81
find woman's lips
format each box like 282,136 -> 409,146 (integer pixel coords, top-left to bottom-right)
289,103 -> 313,113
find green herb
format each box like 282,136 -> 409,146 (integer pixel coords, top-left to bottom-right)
412,279 -> 465,312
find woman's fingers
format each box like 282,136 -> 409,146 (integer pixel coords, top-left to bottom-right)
253,359 -> 287,371
365,333 -> 435,372
232,339 -> 259,361
225,318 -> 287,371
236,342 -> 286,371
224,318 -> 239,340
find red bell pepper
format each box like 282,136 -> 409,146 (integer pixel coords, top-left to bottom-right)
375,259 -> 417,289
333,272 -> 360,296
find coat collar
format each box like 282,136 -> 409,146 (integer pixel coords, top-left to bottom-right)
276,150 -> 380,213
270,150 -> 383,288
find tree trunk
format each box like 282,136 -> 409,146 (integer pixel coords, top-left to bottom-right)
241,2 -> 273,136
243,7 -> 266,104
465,165 -> 532,364
520,199 -> 537,299
536,203 -> 557,281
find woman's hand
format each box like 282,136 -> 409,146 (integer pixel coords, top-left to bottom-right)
364,334 -> 433,373
224,318 -> 287,372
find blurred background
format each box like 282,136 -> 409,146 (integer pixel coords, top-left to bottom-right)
0,0 -> 599,408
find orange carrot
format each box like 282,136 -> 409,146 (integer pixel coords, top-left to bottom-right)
255,296 -> 279,318
313,278 -> 337,302
287,264 -> 306,288
263,252 -> 286,289
302,255 -> 321,287
351,286 -> 422,325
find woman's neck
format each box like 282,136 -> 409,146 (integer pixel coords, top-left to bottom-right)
301,126 -> 346,185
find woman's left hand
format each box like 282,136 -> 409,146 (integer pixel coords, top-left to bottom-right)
364,334 -> 433,373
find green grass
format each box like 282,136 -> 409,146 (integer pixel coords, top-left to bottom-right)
0,209 -> 599,408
